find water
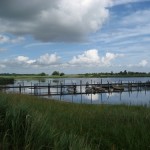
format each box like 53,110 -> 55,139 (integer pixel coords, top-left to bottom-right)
6,77 -> 150,106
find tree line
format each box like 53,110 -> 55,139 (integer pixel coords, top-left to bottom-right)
0,70 -> 150,77
82,70 -> 150,77
0,71 -> 65,77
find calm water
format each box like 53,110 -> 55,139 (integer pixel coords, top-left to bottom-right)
7,77 -> 150,106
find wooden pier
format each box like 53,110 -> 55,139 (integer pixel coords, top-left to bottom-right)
1,80 -> 150,96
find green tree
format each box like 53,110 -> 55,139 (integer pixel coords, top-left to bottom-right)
123,70 -> 127,75
60,72 -> 65,76
52,71 -> 60,76
39,72 -> 46,76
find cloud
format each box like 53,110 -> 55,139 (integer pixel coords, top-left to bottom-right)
102,53 -> 124,65
69,49 -> 100,65
36,53 -> 60,65
0,64 -> 5,68
122,10 -> 150,26
69,49 -> 124,66
16,56 -> 36,64
0,35 -> 9,43
0,49 -> 125,71
139,60 -> 148,67
2,53 -> 61,69
128,59 -> 148,67
11,37 -> 25,43
0,0 -> 111,42
0,34 -> 24,44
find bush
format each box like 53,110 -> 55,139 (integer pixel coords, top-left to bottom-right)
52,71 -> 60,76
0,77 -> 14,85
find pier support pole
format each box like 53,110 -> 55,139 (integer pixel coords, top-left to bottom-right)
19,84 -> 21,94
80,80 -> 82,103
48,83 -> 51,95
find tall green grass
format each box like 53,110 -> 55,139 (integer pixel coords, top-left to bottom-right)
0,93 -> 150,149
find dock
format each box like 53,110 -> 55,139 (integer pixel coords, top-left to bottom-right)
1,80 -> 150,96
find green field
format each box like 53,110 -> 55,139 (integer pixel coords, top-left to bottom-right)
1,73 -> 150,80
0,93 -> 150,149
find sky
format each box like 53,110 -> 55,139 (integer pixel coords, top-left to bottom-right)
0,0 -> 150,74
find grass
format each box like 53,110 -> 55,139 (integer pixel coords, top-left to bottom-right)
0,93 -> 150,149
1,73 -> 150,80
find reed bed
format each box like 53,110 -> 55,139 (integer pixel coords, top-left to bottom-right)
0,93 -> 150,150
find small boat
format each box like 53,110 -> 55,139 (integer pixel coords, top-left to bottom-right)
67,86 -> 76,93
112,85 -> 124,91
85,86 -> 94,93
94,86 -> 106,93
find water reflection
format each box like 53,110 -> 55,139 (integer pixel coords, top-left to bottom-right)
5,77 -> 150,106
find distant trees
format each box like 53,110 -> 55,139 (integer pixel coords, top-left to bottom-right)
60,72 -> 65,76
52,71 -> 60,76
38,72 -> 47,76
81,70 -> 150,77
52,71 -> 65,76
118,70 -> 127,75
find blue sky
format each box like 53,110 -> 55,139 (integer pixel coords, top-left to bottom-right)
0,0 -> 150,74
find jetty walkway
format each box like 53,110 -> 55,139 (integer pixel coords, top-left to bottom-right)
1,80 -> 150,96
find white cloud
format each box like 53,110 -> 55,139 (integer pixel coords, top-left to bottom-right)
16,56 -> 36,64
0,35 -> 9,43
11,37 -> 25,44
0,34 -> 24,44
69,49 -> 100,65
36,53 -> 60,65
14,53 -> 60,66
127,59 -> 148,67
69,49 -> 124,66
0,0 -> 111,42
16,56 -> 29,62
122,10 -> 150,26
0,64 -> 5,68
102,53 -> 124,65
0,53 -> 60,70
0,49 -> 125,71
139,60 -> 148,67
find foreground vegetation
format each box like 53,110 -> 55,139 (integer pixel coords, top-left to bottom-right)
0,93 -> 150,149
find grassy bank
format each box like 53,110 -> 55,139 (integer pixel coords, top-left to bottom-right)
1,74 -> 150,80
0,93 -> 150,149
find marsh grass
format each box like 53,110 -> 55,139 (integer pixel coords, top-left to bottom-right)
0,93 -> 150,149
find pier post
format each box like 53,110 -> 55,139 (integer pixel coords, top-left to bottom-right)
48,83 -> 51,95
107,81 -> 110,92
19,84 -> 21,94
80,80 -> 82,103
57,82 -> 58,94
100,93 -> 102,103
31,82 -> 32,95
60,83 -> 63,95
137,82 -> 140,91
60,82 -> 62,101
34,84 -> 38,95
145,82 -> 147,95
91,92 -> 92,104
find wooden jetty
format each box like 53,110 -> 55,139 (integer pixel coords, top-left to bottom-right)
1,80 -> 150,96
